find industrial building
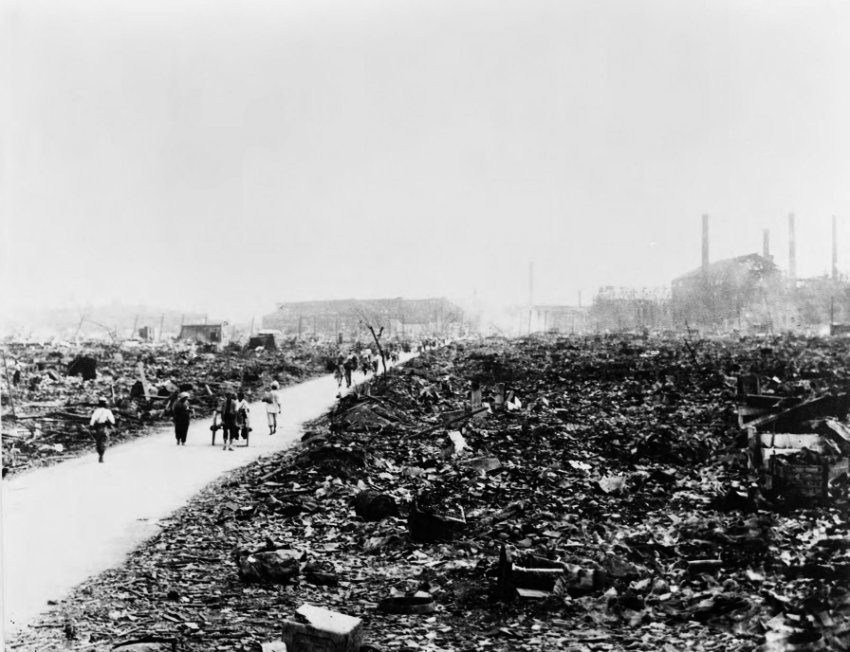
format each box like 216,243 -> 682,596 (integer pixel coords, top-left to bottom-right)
671,254 -> 782,329
669,214 -> 850,331
669,215 -> 785,330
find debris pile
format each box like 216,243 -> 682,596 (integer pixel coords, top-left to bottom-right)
11,334 -> 850,651
1,339 -> 337,475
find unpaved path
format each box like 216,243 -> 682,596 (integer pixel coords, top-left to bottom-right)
1,361 -> 401,637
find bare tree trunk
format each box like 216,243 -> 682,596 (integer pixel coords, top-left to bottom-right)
366,325 -> 388,374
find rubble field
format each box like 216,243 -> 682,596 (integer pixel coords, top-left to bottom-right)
10,334 -> 850,652
1,340 -> 338,476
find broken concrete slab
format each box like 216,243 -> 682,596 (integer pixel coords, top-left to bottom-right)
280,604 -> 363,652
466,455 -> 502,474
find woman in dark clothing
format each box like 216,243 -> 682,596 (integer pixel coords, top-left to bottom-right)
173,392 -> 192,445
216,391 -> 239,450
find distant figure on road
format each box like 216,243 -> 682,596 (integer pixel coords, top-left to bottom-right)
264,381 -> 281,435
216,391 -> 240,451
89,397 -> 115,463
172,392 -> 192,446
334,355 -> 345,390
236,391 -> 251,446
343,354 -> 355,388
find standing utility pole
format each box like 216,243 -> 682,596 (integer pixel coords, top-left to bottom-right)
528,262 -> 534,334
788,213 -> 797,283
833,215 -> 839,281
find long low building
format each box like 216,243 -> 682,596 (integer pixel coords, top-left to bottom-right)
262,298 -> 464,340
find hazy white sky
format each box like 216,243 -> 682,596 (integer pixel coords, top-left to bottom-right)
3,0 -> 850,320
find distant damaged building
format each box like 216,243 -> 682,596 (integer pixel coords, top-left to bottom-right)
262,298 -> 464,340
177,323 -> 224,344
530,305 -> 591,333
590,287 -> 672,332
671,254 -> 784,329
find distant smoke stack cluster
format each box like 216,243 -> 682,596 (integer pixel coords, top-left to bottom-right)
671,213 -> 850,331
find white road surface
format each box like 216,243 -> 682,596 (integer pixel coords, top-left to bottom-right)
1,361 -> 401,640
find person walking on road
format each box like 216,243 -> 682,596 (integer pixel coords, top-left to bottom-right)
89,397 -> 115,463
343,354 -> 355,389
216,391 -> 239,451
264,381 -> 281,435
236,390 -> 251,446
334,355 -> 345,389
172,392 -> 192,445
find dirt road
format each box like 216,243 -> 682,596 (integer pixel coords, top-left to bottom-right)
1,362 -> 398,637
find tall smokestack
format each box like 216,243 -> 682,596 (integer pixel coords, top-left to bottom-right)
528,262 -> 534,306
788,213 -> 796,282
833,215 -> 838,281
763,229 -> 770,259
702,214 -> 709,271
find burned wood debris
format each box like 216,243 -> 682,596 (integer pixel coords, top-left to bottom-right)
11,334 -> 850,651
1,339 -> 337,476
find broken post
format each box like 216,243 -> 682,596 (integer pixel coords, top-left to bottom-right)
2,350 -> 17,417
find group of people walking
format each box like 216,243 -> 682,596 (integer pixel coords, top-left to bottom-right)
332,344 -> 403,392
86,339 -> 417,463
87,382 -> 282,462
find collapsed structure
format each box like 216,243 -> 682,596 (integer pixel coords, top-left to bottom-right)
177,324 -> 224,344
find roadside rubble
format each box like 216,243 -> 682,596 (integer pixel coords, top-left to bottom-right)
10,334 -> 850,651
1,339 -> 338,476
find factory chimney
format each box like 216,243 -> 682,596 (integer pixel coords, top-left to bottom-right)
763,229 -> 770,260
701,214 -> 709,271
788,213 -> 796,283
833,215 -> 838,281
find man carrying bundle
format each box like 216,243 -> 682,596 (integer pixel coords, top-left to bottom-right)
89,397 -> 115,463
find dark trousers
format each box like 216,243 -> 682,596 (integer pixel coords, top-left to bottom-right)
222,419 -> 238,443
174,420 -> 189,443
93,425 -> 109,458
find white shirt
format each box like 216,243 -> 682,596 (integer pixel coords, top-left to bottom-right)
265,392 -> 281,414
90,407 -> 115,426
